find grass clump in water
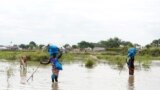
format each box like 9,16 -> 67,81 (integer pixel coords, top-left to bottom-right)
85,59 -> 95,68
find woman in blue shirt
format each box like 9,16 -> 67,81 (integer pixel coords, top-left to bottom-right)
40,45 -> 62,82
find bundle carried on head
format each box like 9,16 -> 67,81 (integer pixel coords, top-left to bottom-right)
48,44 -> 59,56
128,48 -> 137,58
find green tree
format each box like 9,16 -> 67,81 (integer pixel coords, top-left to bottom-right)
63,44 -> 70,49
19,44 -> 29,49
120,41 -> 133,47
100,37 -> 121,48
29,41 -> 37,49
151,39 -> 160,47
72,45 -> 78,49
19,44 -> 26,49
145,44 -> 151,49
78,41 -> 94,49
39,44 -> 45,49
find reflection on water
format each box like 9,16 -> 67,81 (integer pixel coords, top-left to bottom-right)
51,83 -> 59,90
128,75 -> 134,90
0,60 -> 160,90
6,66 -> 14,89
20,68 -> 27,84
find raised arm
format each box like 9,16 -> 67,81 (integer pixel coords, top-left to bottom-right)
40,59 -> 50,65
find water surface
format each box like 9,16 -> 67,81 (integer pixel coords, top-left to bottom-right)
0,60 -> 160,90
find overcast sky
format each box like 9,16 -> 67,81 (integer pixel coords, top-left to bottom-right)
0,0 -> 160,46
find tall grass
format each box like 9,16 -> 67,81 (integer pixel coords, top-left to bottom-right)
0,51 -> 48,61
1,50 -> 160,65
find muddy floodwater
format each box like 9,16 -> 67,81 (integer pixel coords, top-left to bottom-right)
0,60 -> 160,90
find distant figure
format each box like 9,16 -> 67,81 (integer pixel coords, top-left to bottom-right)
40,44 -> 62,83
127,48 -> 137,75
20,55 -> 29,70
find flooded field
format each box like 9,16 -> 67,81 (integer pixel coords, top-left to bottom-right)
0,60 -> 160,90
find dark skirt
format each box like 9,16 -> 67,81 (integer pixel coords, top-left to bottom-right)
127,57 -> 134,75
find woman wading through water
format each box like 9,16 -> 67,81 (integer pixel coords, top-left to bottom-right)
127,48 -> 137,75
40,44 -> 63,83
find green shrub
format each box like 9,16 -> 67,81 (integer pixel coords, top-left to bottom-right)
139,48 -> 160,57
85,59 -> 95,68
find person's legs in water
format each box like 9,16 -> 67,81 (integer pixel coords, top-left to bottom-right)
54,75 -> 58,82
52,68 -> 56,82
53,69 -> 59,82
51,74 -> 55,82
129,67 -> 134,75
52,74 -> 58,82
128,57 -> 134,75
52,69 -> 59,83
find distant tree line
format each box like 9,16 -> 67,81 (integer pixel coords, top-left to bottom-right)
145,39 -> 160,48
139,39 -> 160,56
76,37 -> 134,49
17,37 -> 160,51
19,41 -> 45,50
